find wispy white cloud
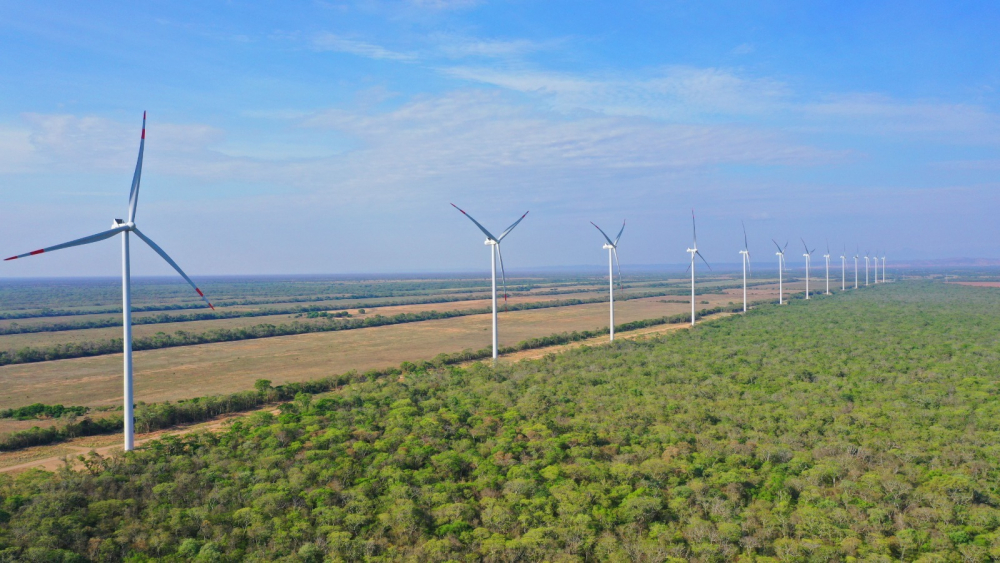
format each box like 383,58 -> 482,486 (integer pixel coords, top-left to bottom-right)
434,35 -> 552,59
440,65 -> 791,119
800,94 -> 1000,144
312,32 -> 416,61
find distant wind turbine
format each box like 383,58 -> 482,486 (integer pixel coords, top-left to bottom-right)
591,220 -> 625,341
739,221 -> 751,313
773,239 -> 788,304
881,252 -> 887,283
4,113 -> 213,452
686,210 -> 711,325
823,240 -> 831,295
854,246 -> 860,289
451,204 -> 528,361
865,251 -> 870,286
873,249 -> 879,284
801,238 -> 815,300
840,245 -> 846,291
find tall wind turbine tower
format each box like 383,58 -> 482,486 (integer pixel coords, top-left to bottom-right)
823,240 -> 831,295
854,246 -> 859,289
873,249 -> 879,284
591,220 -> 624,341
840,245 -> 846,291
881,252 -> 887,283
451,204 -> 528,361
4,113 -> 214,452
864,251 -> 870,286
686,210 -> 711,325
801,238 -> 815,300
739,222 -> 751,313
772,239 -> 788,304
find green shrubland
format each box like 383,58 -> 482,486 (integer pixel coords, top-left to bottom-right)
2,282 -> 999,561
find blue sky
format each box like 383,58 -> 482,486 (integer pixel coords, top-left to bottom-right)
1,1 -> 999,276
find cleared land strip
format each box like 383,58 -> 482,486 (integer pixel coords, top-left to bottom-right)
0,287 -> 793,409
0,283 -> 781,363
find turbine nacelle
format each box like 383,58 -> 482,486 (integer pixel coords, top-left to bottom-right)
112,219 -> 136,230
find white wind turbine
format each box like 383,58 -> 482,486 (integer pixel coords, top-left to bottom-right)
451,204 -> 528,361
823,240 -> 831,295
864,251 -> 870,286
854,246 -> 859,289
591,220 -> 625,341
801,238 -> 815,300
739,221 -> 751,313
873,249 -> 879,284
840,245 -> 846,291
4,113 -> 214,452
686,210 -> 711,326
772,239 -> 788,304
881,252 -> 887,283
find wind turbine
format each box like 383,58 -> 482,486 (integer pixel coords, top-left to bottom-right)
823,240 -> 831,295
801,238 -> 815,300
739,221 -> 751,313
686,210 -> 710,326
4,113 -> 213,452
854,246 -> 859,289
451,204 -> 528,361
881,252 -> 887,283
772,239 -> 788,304
864,251 -> 870,286
873,249 -> 879,284
591,220 -> 624,341
840,245 -> 846,291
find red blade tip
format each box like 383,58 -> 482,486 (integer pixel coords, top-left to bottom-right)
4,256 -> 16,261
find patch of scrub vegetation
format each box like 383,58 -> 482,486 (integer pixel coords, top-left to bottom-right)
2,282 -> 999,561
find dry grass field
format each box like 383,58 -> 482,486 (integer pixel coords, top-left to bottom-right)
0,279 -> 807,409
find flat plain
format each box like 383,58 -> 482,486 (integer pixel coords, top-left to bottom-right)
0,274 -> 804,410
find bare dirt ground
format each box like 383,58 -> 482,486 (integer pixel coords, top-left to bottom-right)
0,409 -> 277,474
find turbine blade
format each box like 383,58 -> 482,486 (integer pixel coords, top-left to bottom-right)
450,203 -> 496,241
696,250 -> 712,270
771,238 -> 783,253
742,221 -> 749,251
590,221 -> 614,246
131,227 -> 213,310
614,219 -> 625,246
495,244 -> 508,309
691,209 -> 697,246
127,111 -> 146,223
800,237 -> 808,254
612,247 -> 624,292
4,226 -> 127,261
496,211 -> 529,242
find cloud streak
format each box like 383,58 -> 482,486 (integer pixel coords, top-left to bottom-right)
312,32 -> 417,61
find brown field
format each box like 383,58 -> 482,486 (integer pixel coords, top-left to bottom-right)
0,280 -> 809,409
0,289 -> 610,351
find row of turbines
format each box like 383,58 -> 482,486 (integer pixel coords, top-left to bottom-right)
452,207 -> 890,362
4,114 -> 891,452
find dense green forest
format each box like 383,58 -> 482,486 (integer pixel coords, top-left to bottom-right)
3,282 -> 999,561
